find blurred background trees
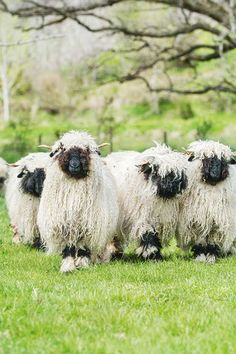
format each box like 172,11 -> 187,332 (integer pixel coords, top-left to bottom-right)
1,0 -> 236,160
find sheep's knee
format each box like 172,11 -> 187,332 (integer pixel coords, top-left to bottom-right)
60,245 -> 76,273
136,230 -> 163,261
75,247 -> 91,269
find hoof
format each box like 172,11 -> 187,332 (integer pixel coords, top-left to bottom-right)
75,256 -> 90,269
206,253 -> 216,264
136,245 -> 163,261
195,253 -> 206,262
60,256 -> 76,273
12,234 -> 22,245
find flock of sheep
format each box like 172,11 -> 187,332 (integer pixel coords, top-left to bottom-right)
1,130 -> 236,272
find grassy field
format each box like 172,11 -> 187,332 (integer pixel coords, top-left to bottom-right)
1,193 -> 236,354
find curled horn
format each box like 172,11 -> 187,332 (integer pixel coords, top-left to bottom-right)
136,156 -> 155,167
98,143 -> 110,149
38,145 -> 52,150
8,163 -> 19,167
233,152 -> 236,156
183,150 -> 193,156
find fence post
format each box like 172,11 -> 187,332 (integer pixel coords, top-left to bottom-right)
163,131 -> 168,145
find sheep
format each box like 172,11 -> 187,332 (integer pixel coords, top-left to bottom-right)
176,140 -> 236,263
0,157 -> 8,190
104,143 -> 188,260
5,152 -> 49,247
37,131 -> 119,272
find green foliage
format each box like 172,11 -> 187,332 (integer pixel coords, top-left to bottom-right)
0,116 -> 34,161
179,101 -> 195,120
196,119 -> 213,140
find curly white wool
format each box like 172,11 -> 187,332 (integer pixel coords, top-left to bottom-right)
37,131 -> 119,257
105,144 -> 187,246
177,140 -> 236,253
5,152 -> 49,245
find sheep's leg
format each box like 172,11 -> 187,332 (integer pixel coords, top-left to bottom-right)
192,243 -> 207,262
205,244 -> 221,264
102,237 -> 125,262
136,230 -> 163,261
11,224 -> 22,244
60,245 -> 76,273
75,247 -> 91,269
32,236 -> 45,251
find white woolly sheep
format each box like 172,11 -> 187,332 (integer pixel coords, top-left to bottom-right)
0,157 -> 8,190
177,140 -> 236,263
5,152 -> 49,247
37,131 -> 119,272
104,143 -> 188,260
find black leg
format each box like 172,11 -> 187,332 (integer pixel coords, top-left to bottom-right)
75,246 -> 91,268
60,245 -> 76,272
62,245 -> 76,258
191,244 -> 207,257
110,237 -> 124,260
206,244 -> 221,257
77,247 -> 91,258
137,230 -> 163,261
32,236 -> 46,251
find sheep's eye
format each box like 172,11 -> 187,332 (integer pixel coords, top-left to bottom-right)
188,154 -> 195,162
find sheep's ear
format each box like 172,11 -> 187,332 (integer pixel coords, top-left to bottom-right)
230,157 -> 236,165
188,154 -> 195,162
49,151 -> 56,158
136,156 -> 155,175
183,150 -> 195,161
17,170 -> 25,178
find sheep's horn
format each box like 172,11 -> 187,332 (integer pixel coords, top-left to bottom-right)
183,150 -> 193,156
98,143 -> 110,148
38,145 -> 52,149
136,156 -> 155,166
232,152 -> 236,156
8,163 -> 19,167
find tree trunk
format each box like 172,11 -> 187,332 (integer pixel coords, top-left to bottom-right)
1,46 -> 10,122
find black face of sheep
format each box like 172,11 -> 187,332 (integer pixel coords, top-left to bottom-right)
140,163 -> 188,199
201,156 -> 230,185
18,168 -> 46,197
57,147 -> 90,179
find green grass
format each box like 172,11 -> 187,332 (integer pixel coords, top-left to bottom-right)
1,195 -> 236,353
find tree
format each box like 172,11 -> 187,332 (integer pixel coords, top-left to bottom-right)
1,1 -> 236,95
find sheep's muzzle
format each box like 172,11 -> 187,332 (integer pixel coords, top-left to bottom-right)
151,168 -> 188,199
20,168 -> 46,197
201,156 -> 229,186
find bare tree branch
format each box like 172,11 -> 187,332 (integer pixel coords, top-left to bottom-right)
1,0 -> 236,96
0,34 -> 64,47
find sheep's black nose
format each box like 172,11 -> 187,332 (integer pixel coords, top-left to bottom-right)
69,158 -> 80,169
